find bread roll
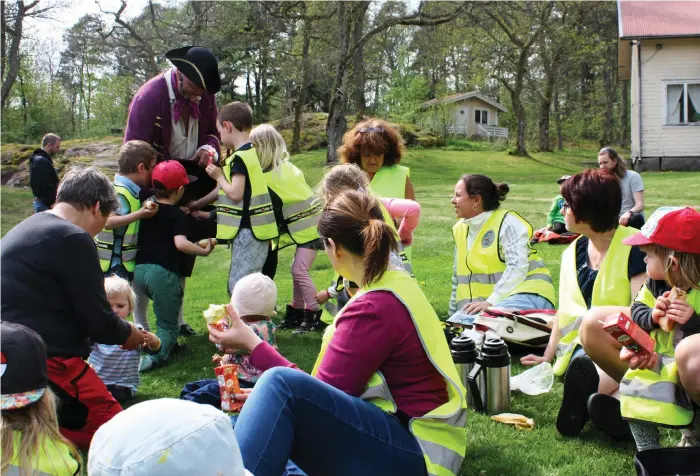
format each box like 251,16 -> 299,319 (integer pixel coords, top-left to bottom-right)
659,286 -> 688,332
145,200 -> 157,210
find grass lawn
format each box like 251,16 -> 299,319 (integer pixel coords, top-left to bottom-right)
2,147 -> 698,475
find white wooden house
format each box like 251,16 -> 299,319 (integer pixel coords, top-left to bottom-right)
421,92 -> 509,140
618,0 -> 700,171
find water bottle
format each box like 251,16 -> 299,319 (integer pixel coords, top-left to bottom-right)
467,337 -> 511,414
450,335 -> 478,407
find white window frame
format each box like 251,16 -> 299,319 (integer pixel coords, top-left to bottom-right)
663,80 -> 700,126
475,109 -> 489,125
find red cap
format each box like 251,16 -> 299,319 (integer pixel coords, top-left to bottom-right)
622,207 -> 700,254
152,161 -> 189,190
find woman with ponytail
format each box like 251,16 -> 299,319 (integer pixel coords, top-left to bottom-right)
208,190 -> 467,476
448,174 -> 556,326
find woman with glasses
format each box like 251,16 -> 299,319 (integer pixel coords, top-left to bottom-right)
521,169 -> 647,439
447,174 -> 556,327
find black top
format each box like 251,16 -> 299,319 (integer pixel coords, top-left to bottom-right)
575,235 -> 647,308
135,203 -> 188,275
28,149 -> 59,207
0,213 -> 131,358
229,142 -> 255,229
631,278 -> 700,336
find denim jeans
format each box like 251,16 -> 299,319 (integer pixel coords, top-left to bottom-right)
234,367 -> 426,476
33,198 -> 50,213
448,292 -> 555,326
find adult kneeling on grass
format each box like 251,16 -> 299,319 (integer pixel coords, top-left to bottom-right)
1,166 -> 145,450
208,190 -> 467,476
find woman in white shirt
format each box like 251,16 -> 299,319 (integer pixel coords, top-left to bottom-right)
447,174 -> 556,326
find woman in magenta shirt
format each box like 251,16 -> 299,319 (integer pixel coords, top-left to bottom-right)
209,190 -> 458,476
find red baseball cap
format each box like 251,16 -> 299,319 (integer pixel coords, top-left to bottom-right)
152,161 -> 190,190
623,206 -> 700,254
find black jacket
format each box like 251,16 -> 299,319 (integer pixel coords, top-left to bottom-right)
29,148 -> 59,207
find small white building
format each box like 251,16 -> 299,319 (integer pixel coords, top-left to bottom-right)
421,91 -> 508,140
618,0 -> 700,171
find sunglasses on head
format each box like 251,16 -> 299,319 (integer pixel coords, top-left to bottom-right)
357,127 -> 384,134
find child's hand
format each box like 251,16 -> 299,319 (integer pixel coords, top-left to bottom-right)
620,347 -> 658,370
209,304 -> 262,353
651,292 -> 670,324
142,331 -> 161,350
666,299 -> 694,325
205,164 -> 224,181
200,239 -> 215,256
232,388 -> 253,403
191,210 -> 211,220
139,201 -> 159,219
315,289 -> 330,305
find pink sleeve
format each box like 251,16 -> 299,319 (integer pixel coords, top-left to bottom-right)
315,293 -> 397,396
249,342 -> 300,372
381,198 -> 421,245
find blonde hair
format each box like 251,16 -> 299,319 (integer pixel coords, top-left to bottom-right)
1,390 -> 82,475
104,275 -> 136,312
641,244 -> 700,291
316,164 -> 370,204
250,124 -> 289,172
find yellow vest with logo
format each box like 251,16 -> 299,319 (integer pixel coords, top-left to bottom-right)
453,209 -> 555,311
216,148 -> 278,241
620,284 -> 698,428
95,184 -> 140,273
369,164 -> 409,199
312,270 -> 467,476
264,161 -> 321,249
553,226 -> 637,376
8,430 -> 80,475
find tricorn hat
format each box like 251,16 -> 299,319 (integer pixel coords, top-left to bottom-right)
166,46 -> 221,94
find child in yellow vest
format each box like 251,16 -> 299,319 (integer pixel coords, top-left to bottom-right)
619,207 -> 700,450
1,322 -> 82,476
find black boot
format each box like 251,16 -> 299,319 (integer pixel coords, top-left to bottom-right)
279,305 -> 304,329
587,393 -> 633,440
556,353 -> 599,437
293,309 -> 326,335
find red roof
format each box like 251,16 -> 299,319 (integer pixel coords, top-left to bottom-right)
619,1 -> 700,38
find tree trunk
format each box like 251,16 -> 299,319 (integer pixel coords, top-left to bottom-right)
554,87 -> 563,151
292,16 -> 312,154
18,70 -> 27,130
1,1 -> 28,114
513,93 -> 528,156
538,95 -> 551,152
620,79 -> 629,143
599,68 -> 615,147
1,3 -> 6,81
189,1 -> 204,45
325,2 -> 350,164
351,2 -> 370,119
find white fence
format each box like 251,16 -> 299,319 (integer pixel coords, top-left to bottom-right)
477,125 -> 509,140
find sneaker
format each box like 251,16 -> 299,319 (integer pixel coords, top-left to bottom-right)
279,305 -> 304,330
292,310 -> 326,335
587,393 -> 633,440
556,353 -> 599,437
179,324 -> 197,337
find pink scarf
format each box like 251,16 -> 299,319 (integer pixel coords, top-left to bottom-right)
171,70 -> 201,123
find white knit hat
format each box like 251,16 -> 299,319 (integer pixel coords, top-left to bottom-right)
231,273 -> 277,318
88,399 -> 252,476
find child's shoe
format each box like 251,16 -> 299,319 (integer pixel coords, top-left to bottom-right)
279,305 -> 304,330
292,310 -> 326,335
179,323 -> 197,337
556,353 -> 599,437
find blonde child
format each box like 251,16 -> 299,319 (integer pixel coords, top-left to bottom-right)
1,322 -> 82,475
618,207 -> 700,450
181,273 -> 277,407
89,275 -> 162,404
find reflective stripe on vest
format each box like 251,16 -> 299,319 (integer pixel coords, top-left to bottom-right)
216,148 -> 278,241
95,184 -> 140,273
369,164 -> 410,199
620,289 -> 699,428
553,226 -> 637,376
453,210 -> 555,310
312,271 -> 467,476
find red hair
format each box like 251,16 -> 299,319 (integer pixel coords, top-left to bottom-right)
337,118 -> 406,166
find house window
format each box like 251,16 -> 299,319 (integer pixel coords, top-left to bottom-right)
665,82 -> 700,125
475,109 -> 488,125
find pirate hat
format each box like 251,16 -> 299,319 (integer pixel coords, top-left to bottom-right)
166,46 -> 221,94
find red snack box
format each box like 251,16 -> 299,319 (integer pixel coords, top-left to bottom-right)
602,312 -> 655,354
215,364 -> 243,412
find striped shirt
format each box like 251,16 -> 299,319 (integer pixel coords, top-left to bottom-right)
88,344 -> 141,395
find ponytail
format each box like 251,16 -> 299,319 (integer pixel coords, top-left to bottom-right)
360,217 -> 395,285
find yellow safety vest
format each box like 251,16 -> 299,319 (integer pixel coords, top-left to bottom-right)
312,270 -> 467,476
216,148 -> 278,241
7,430 -> 80,475
553,226 -> 637,376
369,164 -> 410,199
620,284 -> 698,428
453,209 -> 555,311
95,184 -> 140,273
264,162 -> 321,249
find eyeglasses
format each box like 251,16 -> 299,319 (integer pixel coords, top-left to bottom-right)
357,127 -> 384,134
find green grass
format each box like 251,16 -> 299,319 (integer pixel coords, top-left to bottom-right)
2,148 -> 699,475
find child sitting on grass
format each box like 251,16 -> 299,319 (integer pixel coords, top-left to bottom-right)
1,322 -> 82,475
88,275 -> 162,404
181,273 -> 277,408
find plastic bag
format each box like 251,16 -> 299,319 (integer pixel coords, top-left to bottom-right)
511,362 -> 554,395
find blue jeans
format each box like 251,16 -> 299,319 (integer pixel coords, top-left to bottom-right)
33,198 -> 50,213
448,292 -> 555,326
234,367 -> 426,476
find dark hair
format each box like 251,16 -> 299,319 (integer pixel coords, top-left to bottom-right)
218,102 -> 253,132
337,118 -> 406,167
153,188 -> 180,200
56,166 -> 119,216
460,174 -> 509,211
598,147 -> 627,178
561,169 -> 621,233
317,190 -> 397,285
118,140 -> 156,174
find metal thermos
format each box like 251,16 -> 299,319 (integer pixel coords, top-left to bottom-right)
450,335 -> 478,407
467,337 -> 511,414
